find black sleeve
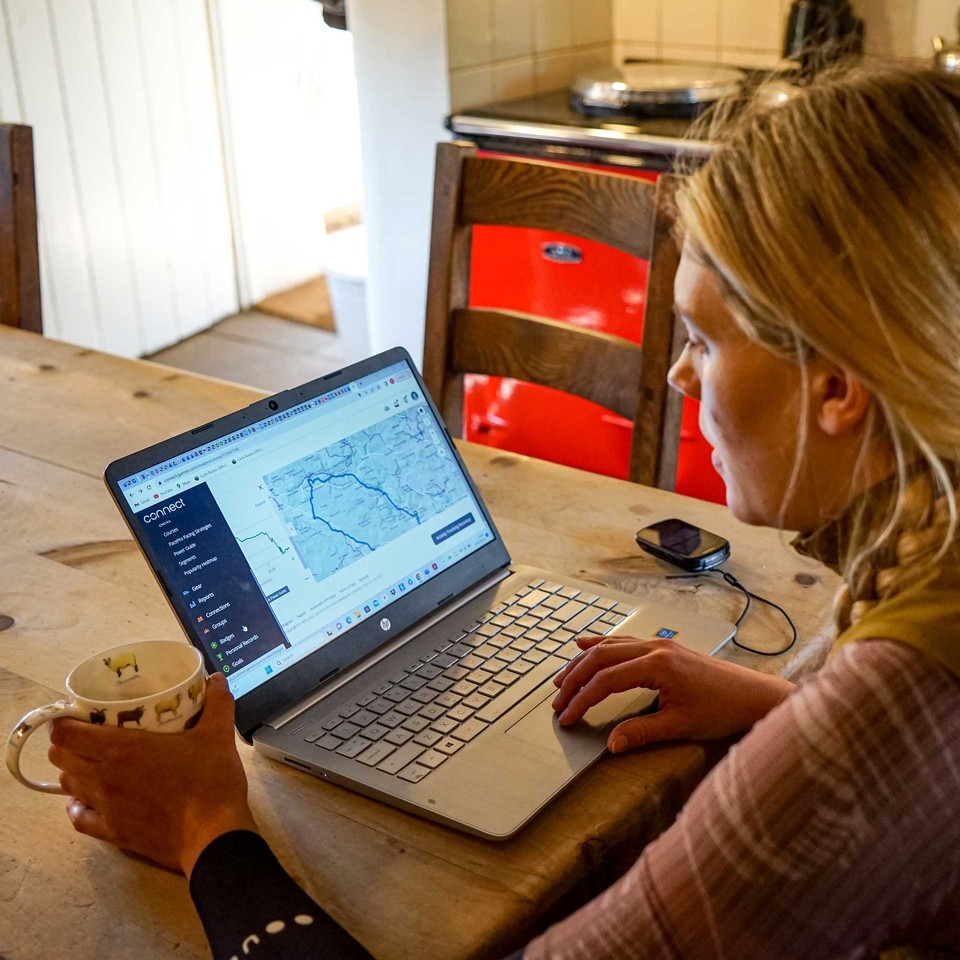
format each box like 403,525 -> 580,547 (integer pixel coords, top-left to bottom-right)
189,830 -> 374,960
189,830 -> 528,960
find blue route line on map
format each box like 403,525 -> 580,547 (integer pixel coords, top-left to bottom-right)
306,497 -> 375,552
267,414 -> 465,574
306,472 -> 420,523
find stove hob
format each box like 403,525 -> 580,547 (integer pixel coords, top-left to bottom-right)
447,90 -> 703,172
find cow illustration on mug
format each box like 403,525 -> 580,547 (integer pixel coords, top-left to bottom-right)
117,705 -> 145,728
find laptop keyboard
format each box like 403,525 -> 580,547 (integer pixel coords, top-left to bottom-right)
302,579 -> 636,784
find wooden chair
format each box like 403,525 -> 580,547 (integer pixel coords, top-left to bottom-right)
0,123 -> 41,333
423,141 -> 684,489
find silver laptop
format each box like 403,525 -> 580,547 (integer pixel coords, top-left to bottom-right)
105,348 -> 734,839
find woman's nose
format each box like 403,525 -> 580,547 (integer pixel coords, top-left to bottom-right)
667,351 -> 701,401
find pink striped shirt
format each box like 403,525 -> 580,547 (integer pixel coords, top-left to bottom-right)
525,641 -> 960,959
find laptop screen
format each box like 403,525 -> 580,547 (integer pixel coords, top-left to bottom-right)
114,359 -> 495,701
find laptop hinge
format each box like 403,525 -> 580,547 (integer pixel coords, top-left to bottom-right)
261,566 -> 512,732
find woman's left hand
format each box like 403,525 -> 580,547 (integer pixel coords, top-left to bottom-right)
551,634 -> 794,752
48,672 -> 258,876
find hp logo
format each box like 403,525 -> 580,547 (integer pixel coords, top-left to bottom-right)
380,618 -> 391,631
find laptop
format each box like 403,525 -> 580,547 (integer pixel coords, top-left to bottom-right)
105,347 -> 735,839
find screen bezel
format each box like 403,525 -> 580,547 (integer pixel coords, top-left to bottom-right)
104,347 -> 511,742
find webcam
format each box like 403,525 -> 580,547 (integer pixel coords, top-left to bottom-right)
268,400 -> 279,411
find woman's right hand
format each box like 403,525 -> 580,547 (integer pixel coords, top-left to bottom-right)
551,636 -> 795,753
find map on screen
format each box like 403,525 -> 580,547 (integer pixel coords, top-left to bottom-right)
263,407 -> 470,581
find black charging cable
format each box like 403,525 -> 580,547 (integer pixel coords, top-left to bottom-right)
665,568 -> 798,657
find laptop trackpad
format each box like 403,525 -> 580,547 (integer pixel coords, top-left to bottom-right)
505,686 -> 656,759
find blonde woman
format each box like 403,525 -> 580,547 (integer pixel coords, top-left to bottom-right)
50,67 -> 960,959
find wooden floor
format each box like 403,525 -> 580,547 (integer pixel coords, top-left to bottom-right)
147,310 -> 352,392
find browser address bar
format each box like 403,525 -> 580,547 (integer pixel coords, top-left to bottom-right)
167,445 -> 266,487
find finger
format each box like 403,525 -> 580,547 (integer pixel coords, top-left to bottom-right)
49,718 -> 127,761
66,799 -> 118,844
557,660 -> 661,725
60,772 -> 100,809
48,744 -> 102,778
552,639 -> 652,713
194,672 -> 236,735
553,640 -> 647,712
607,711 -> 684,753
552,633 -> 652,689
552,635 -> 606,687
552,634 -> 636,686
553,634 -> 639,690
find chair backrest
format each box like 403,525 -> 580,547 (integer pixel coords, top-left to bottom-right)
0,123 -> 41,333
422,141 -> 684,489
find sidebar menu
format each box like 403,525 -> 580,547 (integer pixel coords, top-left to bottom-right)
134,486 -> 290,677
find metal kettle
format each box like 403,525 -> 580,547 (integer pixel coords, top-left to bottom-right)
932,11 -> 960,73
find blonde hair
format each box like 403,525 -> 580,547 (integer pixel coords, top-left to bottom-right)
675,66 -> 960,636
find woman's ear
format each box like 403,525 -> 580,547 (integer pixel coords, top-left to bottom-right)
811,359 -> 872,437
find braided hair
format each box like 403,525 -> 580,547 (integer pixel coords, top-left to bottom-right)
834,471 -> 957,634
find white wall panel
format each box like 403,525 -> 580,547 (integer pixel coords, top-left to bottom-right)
2,0 -> 238,355
0,5 -> 21,122
4,0 -> 100,348
210,0 -> 329,305
36,233 -> 60,340
92,0 -> 177,355
134,0 -> 206,343
48,0 -> 142,357
174,0 -> 238,326
3,0 -> 361,355
0,5 -> 62,342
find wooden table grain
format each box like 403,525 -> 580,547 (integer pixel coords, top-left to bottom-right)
0,327 -> 837,960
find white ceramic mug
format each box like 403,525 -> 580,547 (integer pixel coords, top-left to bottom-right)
6,640 -> 206,794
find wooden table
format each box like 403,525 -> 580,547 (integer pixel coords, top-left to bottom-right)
0,327 -> 837,960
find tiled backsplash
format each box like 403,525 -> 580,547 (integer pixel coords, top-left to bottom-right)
614,0 -> 789,67
447,0 -> 960,111
614,0 -> 792,68
611,0 -> 953,68
446,0 -> 613,110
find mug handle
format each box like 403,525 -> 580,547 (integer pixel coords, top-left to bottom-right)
5,701 -> 86,794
